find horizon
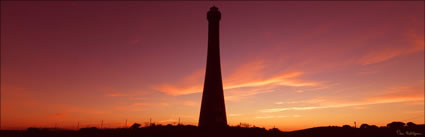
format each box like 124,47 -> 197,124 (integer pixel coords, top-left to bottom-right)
1,1 -> 424,131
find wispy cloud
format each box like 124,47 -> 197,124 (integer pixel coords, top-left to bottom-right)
274,97 -> 326,105
225,86 -> 276,101
255,115 -> 288,119
155,60 -> 320,98
260,86 -> 424,113
359,46 -> 422,65
255,115 -> 301,119
153,69 -> 204,96
225,72 -> 318,89
154,84 -> 203,96
261,97 -> 423,113
274,102 -> 284,105
106,93 -> 127,97
359,28 -> 424,65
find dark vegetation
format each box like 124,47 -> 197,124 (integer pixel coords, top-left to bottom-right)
1,121 -> 423,137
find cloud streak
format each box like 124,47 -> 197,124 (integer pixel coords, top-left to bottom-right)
260,87 -> 424,113
106,93 -> 127,97
261,97 -> 423,113
359,28 -> 424,65
154,60 -> 320,98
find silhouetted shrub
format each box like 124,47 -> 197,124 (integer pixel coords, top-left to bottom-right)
342,125 -> 351,128
360,124 -> 370,129
387,121 -> 405,130
27,127 -> 41,132
79,127 -> 98,132
369,125 -> 378,129
269,127 -> 280,132
130,123 -> 141,129
407,122 -> 416,127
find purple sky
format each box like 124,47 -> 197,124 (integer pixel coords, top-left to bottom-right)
1,1 -> 424,131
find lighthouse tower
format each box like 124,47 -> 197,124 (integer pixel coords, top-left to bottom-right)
198,6 -> 228,128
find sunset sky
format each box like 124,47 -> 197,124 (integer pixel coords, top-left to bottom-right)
1,1 -> 424,131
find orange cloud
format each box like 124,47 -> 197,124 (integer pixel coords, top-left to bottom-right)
155,60 -> 319,97
225,86 -> 276,101
365,85 -> 424,104
225,72 -> 317,90
255,115 -> 301,119
260,97 -> 423,113
359,47 -> 419,65
153,69 -> 205,96
224,71 -> 318,101
359,28 -> 424,65
260,86 -> 424,113
256,115 -> 288,119
155,84 -> 203,96
274,97 -> 326,105
224,60 -> 266,85
106,93 -> 126,97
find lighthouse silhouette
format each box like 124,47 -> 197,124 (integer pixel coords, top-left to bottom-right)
198,6 -> 228,128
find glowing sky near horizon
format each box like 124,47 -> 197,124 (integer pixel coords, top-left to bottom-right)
1,1 -> 424,131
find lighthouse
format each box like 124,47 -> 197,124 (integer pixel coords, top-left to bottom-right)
198,6 -> 228,128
